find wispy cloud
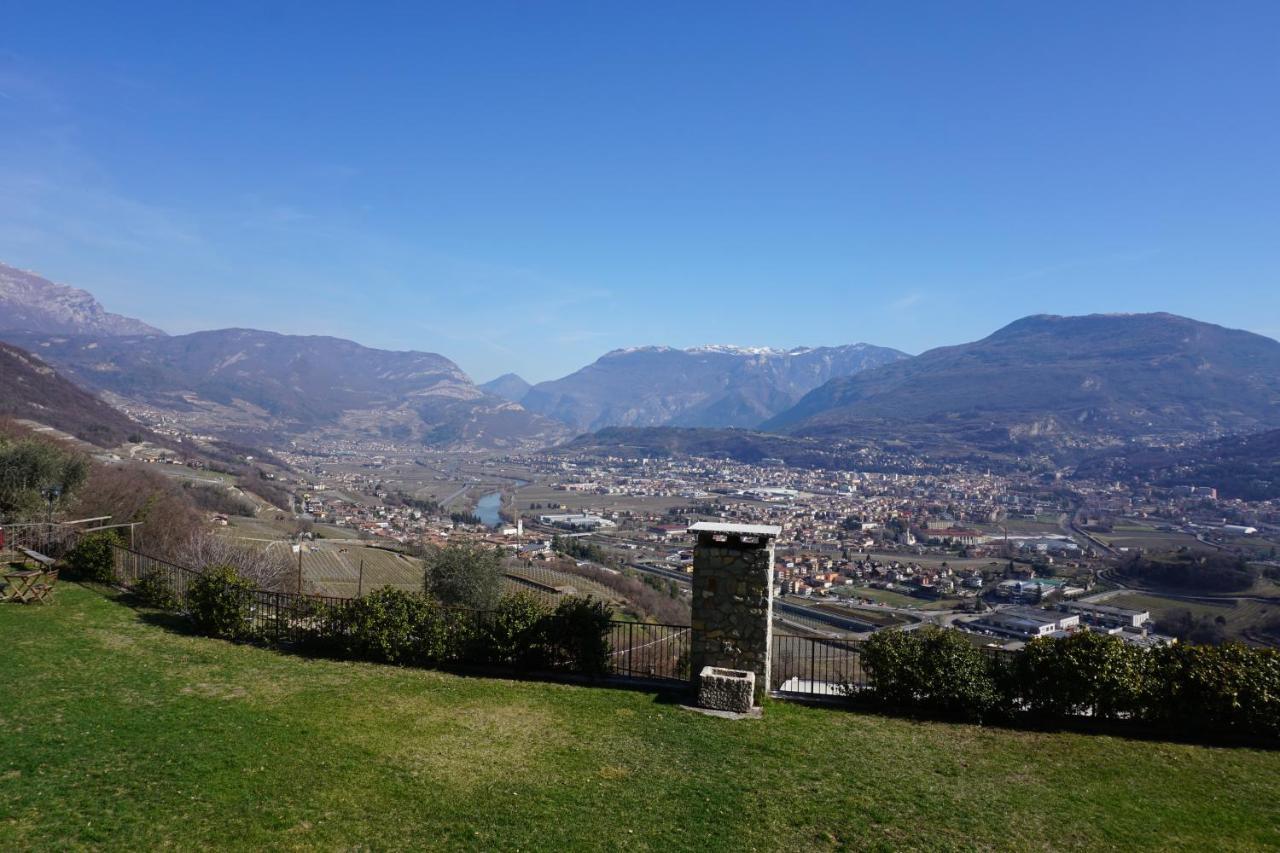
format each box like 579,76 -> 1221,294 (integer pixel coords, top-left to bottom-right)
1004,248 -> 1163,284
555,329 -> 611,345
238,196 -> 314,229
887,292 -> 924,311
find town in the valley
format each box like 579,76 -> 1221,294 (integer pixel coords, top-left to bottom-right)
111,420 -> 1280,660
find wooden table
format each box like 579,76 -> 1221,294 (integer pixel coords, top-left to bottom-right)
2,569 -> 43,603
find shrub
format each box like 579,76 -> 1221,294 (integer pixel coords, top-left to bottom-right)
186,564 -> 256,640
1011,631 -> 1150,720
862,628 -> 1000,720
298,589 -> 614,677
315,587 -> 453,665
132,569 -> 179,610
543,596 -> 614,676
64,531 -> 119,583
1144,643 -> 1280,738
471,593 -> 552,668
423,542 -> 504,610
861,628 -> 1280,739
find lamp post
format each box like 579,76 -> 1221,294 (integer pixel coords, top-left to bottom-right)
43,484 -> 62,526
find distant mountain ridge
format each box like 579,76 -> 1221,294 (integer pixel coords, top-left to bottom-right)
5,329 -> 568,450
10,260 -> 1277,463
767,313 -> 1280,454
0,341 -> 148,448
522,342 -> 909,432
0,262 -> 164,337
479,373 -> 533,403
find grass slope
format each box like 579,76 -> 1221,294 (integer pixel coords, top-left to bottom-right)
3,585 -> 1279,851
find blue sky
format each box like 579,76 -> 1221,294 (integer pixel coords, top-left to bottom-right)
2,2 -> 1278,383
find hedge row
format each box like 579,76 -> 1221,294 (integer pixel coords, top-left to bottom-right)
860,628 -> 1280,739
175,566 -> 614,677
302,586 -> 614,675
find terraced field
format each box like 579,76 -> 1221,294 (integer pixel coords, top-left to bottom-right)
224,516 -> 353,541
507,564 -> 628,605
500,575 -> 560,606
301,545 -> 425,597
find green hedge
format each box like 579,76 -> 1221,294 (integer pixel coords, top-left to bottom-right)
186,564 -> 256,640
1010,631 -> 1151,721
1143,644 -> 1280,739
861,628 -> 999,720
126,551 -> 616,677
860,627 -> 1280,739
299,587 -> 614,676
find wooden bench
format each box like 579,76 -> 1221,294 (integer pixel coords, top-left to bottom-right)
19,548 -> 57,569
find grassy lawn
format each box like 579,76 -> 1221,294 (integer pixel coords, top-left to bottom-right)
828,585 -> 963,611
1094,523 -> 1210,553
1109,592 -> 1278,644
3,586 -> 1279,851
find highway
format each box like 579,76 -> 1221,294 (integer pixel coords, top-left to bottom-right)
626,560 -> 883,634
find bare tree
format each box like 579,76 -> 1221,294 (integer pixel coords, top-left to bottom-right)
177,530 -> 294,592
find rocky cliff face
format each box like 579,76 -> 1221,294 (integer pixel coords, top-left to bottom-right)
0,262 -> 165,337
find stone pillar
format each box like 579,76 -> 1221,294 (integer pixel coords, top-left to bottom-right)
688,523 -> 780,706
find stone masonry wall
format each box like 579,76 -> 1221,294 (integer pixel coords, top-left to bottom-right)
690,536 -> 774,704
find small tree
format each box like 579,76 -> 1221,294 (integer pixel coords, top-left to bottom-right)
423,542 -> 504,610
0,437 -> 88,520
64,530 -> 119,583
546,596 -> 613,676
187,564 -> 256,640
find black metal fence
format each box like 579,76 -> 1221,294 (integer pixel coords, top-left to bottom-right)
771,633 -> 866,696
111,544 -> 354,644
609,621 -> 690,682
35,538 -> 1026,699
770,632 -> 1019,698
107,543 -> 694,685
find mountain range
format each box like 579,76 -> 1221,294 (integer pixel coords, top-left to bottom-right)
766,313 -> 1280,455
4,262 -> 1280,463
4,329 -> 569,449
521,343 -> 909,432
0,262 -> 165,337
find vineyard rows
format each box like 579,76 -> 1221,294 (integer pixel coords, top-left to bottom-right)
300,545 -> 424,598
